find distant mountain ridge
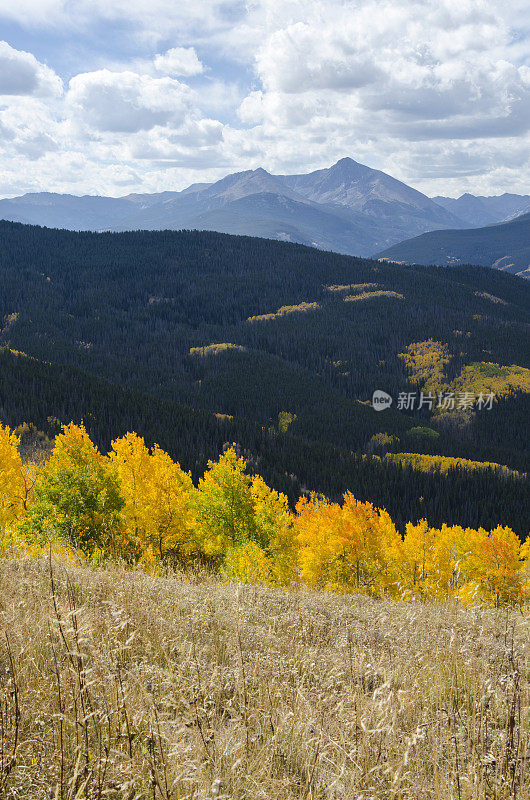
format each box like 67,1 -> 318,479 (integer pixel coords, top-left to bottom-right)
0,159 -> 526,260
376,212 -> 530,278
0,190 -> 181,231
432,193 -> 530,227
0,158 -> 464,256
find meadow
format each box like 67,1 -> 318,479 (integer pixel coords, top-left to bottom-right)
1,556 -> 528,799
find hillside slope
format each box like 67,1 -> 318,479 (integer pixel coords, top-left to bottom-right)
0,221 -> 528,530
3,558 -> 529,798
376,213 -> 530,278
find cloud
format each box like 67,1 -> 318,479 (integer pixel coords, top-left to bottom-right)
0,0 -> 529,196
0,41 -> 62,96
0,0 -> 246,42
256,22 -> 382,93
67,69 -> 194,132
0,97 -> 63,160
154,47 -> 204,76
248,0 -> 530,138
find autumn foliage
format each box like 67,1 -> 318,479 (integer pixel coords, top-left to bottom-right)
0,422 -> 528,607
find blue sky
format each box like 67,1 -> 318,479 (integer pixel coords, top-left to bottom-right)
0,0 -> 528,198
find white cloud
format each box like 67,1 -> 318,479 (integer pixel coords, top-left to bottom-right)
0,41 -> 62,96
255,23 -> 382,93
248,0 -> 530,137
0,0 -> 245,42
0,0 -> 529,196
67,70 -> 194,133
0,97 -> 63,160
154,47 -> 204,76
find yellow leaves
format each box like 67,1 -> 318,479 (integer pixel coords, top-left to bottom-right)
0,423 -> 26,534
189,343 -> 247,357
326,282 -> 378,293
451,362 -> 530,400
222,541 -> 273,585
0,421 -> 528,608
460,525 -> 528,607
194,448 -> 256,557
343,290 -> 403,302
398,340 -> 451,391
393,521 -> 466,600
250,475 -> 296,584
23,422 -> 124,556
393,521 -> 529,607
0,422 -> 40,552
110,432 -> 195,564
385,452 -> 519,477
295,492 -> 400,595
193,450 -> 296,584
246,301 -> 320,324
50,421 -> 102,471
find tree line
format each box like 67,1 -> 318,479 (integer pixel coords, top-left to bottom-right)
1,421 -> 527,607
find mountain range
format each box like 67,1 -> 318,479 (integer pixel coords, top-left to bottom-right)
432,193 -> 530,227
377,213 -> 530,278
1,157 -> 528,262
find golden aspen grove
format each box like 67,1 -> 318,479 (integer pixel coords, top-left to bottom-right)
1,421 -> 528,608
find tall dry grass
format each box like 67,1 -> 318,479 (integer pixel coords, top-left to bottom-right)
0,555 -> 529,799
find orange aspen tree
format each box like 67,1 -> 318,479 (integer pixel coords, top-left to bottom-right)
461,525 -> 528,606
296,492 -> 400,595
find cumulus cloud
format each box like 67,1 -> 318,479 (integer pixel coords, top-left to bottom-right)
154,47 -> 204,76
0,0 -> 529,196
248,0 -> 530,139
255,23 -> 381,93
0,41 -> 62,96
67,70 -> 194,133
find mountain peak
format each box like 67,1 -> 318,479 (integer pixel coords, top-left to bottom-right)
201,165 -> 299,203
329,157 -> 369,176
280,157 -> 456,220
333,156 -> 360,168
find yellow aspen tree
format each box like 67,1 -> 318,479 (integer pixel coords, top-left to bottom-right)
295,494 -> 340,590
144,444 -> 196,563
432,524 -> 469,597
395,520 -> 436,598
0,423 -> 29,552
250,475 -> 296,585
340,492 -> 401,595
110,433 -> 196,564
222,541 -> 273,585
296,492 -> 399,595
393,522 -> 482,601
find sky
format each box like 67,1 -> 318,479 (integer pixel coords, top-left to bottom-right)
0,0 -> 528,198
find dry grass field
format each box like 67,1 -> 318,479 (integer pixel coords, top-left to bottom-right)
0,556 -> 529,799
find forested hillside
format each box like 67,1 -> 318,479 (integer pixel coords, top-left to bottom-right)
0,221 -> 528,533
377,212 -> 530,277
